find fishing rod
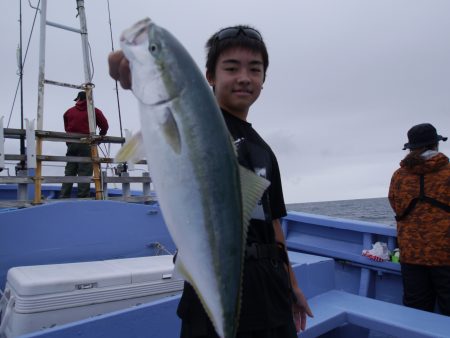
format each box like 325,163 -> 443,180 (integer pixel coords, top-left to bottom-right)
7,0 -> 40,130
107,0 -> 124,140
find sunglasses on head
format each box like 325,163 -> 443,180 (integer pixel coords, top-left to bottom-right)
215,27 -> 263,42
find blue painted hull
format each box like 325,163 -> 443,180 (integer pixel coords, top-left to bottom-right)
1,189 -> 449,337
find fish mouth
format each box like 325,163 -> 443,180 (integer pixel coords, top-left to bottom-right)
121,17 -> 153,45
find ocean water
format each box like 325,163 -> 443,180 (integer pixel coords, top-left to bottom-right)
287,197 -> 396,226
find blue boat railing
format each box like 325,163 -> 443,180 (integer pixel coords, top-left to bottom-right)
283,211 -> 401,303
2,203 -> 449,338
283,211 -> 398,271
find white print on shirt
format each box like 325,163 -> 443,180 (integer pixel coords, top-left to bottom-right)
255,167 -> 267,179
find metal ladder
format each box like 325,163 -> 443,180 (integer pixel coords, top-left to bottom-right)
35,0 -> 103,201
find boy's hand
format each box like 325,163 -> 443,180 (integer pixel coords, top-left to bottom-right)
292,286 -> 313,332
108,50 -> 132,90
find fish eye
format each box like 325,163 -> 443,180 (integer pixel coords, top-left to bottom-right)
149,42 -> 160,55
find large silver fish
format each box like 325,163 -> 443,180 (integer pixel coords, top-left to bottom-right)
116,18 -> 269,338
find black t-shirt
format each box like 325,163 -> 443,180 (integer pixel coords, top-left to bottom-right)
223,111 -> 287,238
177,110 -> 291,333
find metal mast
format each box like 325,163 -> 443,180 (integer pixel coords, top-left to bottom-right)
35,0 -> 103,200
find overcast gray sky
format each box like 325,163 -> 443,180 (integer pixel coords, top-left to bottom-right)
1,0 -> 449,203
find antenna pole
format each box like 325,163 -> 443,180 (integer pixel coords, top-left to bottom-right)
107,0 -> 123,139
19,0 -> 26,170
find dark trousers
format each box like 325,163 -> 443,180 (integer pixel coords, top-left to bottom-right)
60,143 -> 93,198
180,321 -> 297,338
179,281 -> 297,338
401,263 -> 450,316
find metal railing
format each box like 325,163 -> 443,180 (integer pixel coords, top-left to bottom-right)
0,126 -> 152,206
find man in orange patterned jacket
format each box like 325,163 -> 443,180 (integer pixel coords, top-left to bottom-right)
389,123 -> 449,316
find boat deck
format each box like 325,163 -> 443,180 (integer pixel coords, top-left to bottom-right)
2,202 -> 449,338
13,251 -> 450,338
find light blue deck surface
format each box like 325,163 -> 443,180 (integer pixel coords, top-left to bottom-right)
16,252 -> 331,338
303,290 -> 450,338
15,251 -> 450,338
1,202 -> 449,337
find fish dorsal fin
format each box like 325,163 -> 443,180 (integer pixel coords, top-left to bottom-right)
115,131 -> 145,163
235,165 -> 270,332
239,165 -> 270,232
161,107 -> 181,154
228,134 -> 269,230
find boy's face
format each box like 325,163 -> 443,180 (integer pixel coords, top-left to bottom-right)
207,47 -> 265,118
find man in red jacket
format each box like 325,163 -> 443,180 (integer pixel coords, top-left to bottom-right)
60,91 -> 109,198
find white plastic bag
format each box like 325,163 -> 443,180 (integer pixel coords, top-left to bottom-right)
362,242 -> 390,262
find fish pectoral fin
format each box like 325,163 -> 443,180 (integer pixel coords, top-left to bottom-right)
161,107 -> 181,154
239,165 -> 271,235
115,131 -> 145,163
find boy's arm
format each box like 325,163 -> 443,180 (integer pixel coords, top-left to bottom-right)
273,218 -> 313,332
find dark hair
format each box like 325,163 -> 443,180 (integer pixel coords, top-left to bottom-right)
205,25 -> 269,81
401,144 -> 438,168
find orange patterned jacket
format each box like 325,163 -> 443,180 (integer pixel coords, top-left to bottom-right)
388,151 -> 450,266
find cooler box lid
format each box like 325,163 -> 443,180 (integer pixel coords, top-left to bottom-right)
105,255 -> 175,284
6,255 -> 175,296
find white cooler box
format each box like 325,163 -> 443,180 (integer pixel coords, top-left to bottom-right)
0,255 -> 183,338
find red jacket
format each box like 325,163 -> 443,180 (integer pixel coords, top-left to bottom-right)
63,100 -> 109,135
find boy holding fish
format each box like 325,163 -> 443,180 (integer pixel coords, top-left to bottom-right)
109,23 -> 312,338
